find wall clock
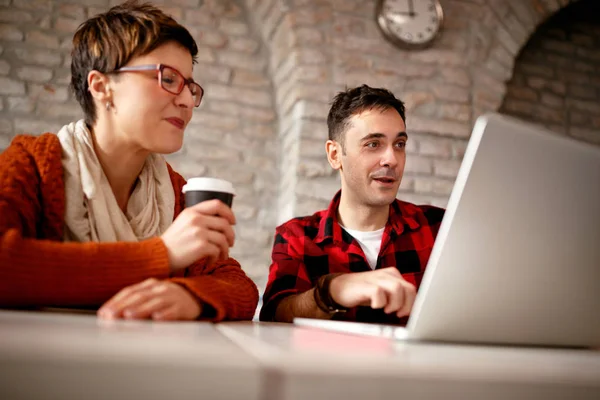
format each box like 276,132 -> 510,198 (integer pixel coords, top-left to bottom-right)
376,0 -> 444,49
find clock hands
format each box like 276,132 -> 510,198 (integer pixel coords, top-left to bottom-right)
387,0 -> 417,23
389,11 -> 414,16
387,12 -> 410,24
408,0 -> 416,17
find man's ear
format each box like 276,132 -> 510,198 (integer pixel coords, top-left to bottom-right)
87,70 -> 112,104
326,140 -> 343,171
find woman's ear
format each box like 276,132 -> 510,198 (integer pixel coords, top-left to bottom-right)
326,140 -> 343,171
87,70 -> 112,104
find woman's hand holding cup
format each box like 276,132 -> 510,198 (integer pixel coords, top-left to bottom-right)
161,178 -> 236,271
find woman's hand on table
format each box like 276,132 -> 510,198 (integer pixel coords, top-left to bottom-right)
97,278 -> 201,321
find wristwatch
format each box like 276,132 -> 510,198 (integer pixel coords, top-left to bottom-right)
313,273 -> 349,315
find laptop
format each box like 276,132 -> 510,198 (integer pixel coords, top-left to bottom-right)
295,113 -> 600,348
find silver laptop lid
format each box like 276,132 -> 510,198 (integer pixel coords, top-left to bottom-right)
408,113 -> 600,347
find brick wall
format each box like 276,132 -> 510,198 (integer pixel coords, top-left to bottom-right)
247,0 -> 595,225
500,0 -> 600,145
0,0 -> 597,291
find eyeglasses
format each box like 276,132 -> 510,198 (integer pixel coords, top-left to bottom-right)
113,64 -> 204,107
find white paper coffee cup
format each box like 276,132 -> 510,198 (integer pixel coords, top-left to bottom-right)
182,177 -> 236,207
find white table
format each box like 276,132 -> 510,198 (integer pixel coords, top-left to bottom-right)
0,310 -> 261,400
2,310 -> 599,400
217,322 -> 600,400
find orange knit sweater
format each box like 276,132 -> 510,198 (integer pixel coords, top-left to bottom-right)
0,133 -> 258,321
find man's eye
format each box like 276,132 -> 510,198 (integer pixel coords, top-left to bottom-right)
366,142 -> 378,148
396,141 -> 406,148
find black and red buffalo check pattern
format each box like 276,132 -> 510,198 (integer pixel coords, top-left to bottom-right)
259,190 -> 445,325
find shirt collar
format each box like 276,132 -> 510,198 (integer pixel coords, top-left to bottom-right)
315,190 -> 421,244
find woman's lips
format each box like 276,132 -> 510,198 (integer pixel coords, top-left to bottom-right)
166,117 -> 185,129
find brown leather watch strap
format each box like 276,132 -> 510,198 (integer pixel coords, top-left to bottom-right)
313,273 -> 348,314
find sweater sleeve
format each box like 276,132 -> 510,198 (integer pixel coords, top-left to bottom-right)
0,136 -> 170,307
169,258 -> 259,322
0,231 -> 170,307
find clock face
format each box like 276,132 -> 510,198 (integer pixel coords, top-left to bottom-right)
376,0 -> 444,48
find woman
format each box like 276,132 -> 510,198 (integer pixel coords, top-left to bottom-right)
0,1 -> 258,321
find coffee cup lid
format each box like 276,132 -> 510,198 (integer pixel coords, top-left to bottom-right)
182,177 -> 236,195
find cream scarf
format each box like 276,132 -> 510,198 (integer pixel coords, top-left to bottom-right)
57,120 -> 175,242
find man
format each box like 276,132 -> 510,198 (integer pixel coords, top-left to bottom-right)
259,85 -> 445,324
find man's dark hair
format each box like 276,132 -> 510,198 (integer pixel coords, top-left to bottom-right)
327,85 -> 406,152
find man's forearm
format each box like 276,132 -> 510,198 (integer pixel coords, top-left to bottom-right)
273,288 -> 333,323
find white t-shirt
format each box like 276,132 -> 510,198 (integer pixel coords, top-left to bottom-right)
341,226 -> 385,269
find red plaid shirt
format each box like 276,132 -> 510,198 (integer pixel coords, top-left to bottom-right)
260,191 -> 445,324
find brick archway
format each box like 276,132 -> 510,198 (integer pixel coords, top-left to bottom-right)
245,0 -> 582,222
470,0 -> 583,119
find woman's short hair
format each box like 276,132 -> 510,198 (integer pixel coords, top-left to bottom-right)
70,0 -> 198,125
